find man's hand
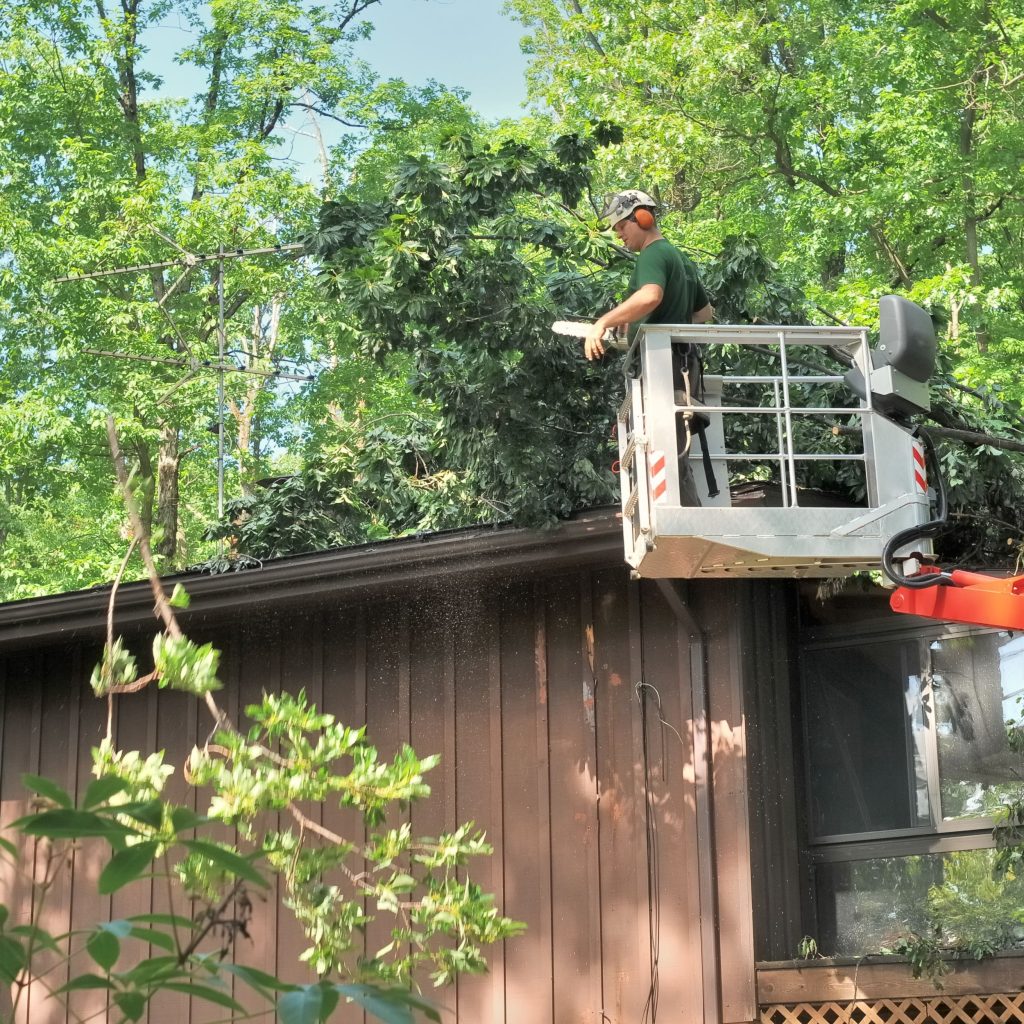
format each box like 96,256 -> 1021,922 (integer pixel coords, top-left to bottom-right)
584,285 -> 662,360
584,320 -> 609,360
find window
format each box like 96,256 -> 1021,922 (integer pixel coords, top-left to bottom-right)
800,624 -> 1024,955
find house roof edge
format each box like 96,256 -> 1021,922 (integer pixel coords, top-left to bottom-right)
0,510 -> 625,648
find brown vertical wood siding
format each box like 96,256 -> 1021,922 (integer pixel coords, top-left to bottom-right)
0,540 -> 775,1023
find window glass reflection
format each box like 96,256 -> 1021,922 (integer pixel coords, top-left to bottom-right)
804,640 -> 929,837
814,849 -> 1024,957
814,854 -> 935,956
804,628 -> 1024,837
931,632 -> 1022,821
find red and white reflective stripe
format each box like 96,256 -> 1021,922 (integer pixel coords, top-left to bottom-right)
650,450 -> 667,502
912,441 -> 928,493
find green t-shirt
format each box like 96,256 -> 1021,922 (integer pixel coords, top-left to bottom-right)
627,239 -> 708,332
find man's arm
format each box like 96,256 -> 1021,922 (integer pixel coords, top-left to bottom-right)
584,283 -> 663,360
692,302 -> 714,324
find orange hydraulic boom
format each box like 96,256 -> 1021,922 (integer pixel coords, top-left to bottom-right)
890,567 -> 1024,632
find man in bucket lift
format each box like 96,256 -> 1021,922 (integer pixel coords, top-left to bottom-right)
583,189 -> 714,505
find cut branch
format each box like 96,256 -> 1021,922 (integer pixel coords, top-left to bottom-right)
106,416 -> 181,640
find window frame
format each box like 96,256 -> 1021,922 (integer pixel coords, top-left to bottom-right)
799,618 -> 1011,847
796,616 -> 1020,955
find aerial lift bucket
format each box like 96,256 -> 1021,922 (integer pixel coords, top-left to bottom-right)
616,297 -> 938,580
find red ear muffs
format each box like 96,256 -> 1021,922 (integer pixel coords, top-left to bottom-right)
633,208 -> 655,229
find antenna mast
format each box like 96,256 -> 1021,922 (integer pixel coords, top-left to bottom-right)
54,235 -> 316,537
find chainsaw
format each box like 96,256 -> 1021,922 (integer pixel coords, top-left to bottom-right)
550,321 -> 630,351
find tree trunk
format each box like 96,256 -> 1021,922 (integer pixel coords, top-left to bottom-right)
105,7 -> 186,557
156,423 -> 180,558
959,3 -> 994,352
133,439 -> 156,537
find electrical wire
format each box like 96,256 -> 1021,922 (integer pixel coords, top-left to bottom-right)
636,679 -> 673,1024
629,581 -> 661,1023
880,427 -> 952,588
638,688 -> 659,1023
51,242 -> 305,283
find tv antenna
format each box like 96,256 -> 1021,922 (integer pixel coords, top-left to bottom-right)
53,231 -> 316,520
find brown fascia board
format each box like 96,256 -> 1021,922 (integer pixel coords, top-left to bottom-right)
0,509 -> 625,649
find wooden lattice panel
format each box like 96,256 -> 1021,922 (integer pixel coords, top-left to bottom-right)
762,993 -> 1024,1024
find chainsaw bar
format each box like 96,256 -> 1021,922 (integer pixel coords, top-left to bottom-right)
550,321 -> 629,351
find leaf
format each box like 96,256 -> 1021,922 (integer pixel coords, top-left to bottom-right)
278,982 -> 339,1024
113,990 -> 148,1022
170,806 -> 202,832
15,809 -> 131,840
0,837 -> 17,859
168,583 -> 191,608
83,776 -> 129,809
181,839 -> 269,888
222,962 -> 296,993
161,981 -> 245,1012
103,919 -> 133,939
9,924 -> 61,955
118,955 -> 182,986
56,973 -> 116,993
86,928 -> 120,971
127,912 -> 196,931
337,984 -> 442,1024
152,634 -> 222,695
116,799 -> 164,829
127,926 -> 177,953
99,840 -> 159,894
0,935 -> 26,985
22,774 -> 72,808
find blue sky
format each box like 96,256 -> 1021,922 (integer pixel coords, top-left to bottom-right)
148,0 -> 529,119
145,0 -> 532,179
359,0 -> 530,120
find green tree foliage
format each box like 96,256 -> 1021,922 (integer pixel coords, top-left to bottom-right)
309,125 -> 636,528
226,123 -> 634,555
876,846 -> 1024,983
927,850 -> 1024,958
511,0 -> 1024,336
0,0 -> 472,599
4,736 -> 496,1023
508,0 -> 1024,566
0,435 -> 519,1022
206,406 -> 489,562
5,0 -> 1024,583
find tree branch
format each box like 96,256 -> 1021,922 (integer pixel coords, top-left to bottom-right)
106,417 -> 181,639
978,195 -> 1006,222
288,100 -> 367,129
105,417 -> 227,726
921,7 -> 952,31
178,877 -> 245,963
337,0 -> 383,35
192,32 -> 226,203
565,0 -> 606,56
259,97 -> 286,139
833,422 -> 1024,455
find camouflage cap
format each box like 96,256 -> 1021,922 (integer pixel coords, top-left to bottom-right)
601,189 -> 658,228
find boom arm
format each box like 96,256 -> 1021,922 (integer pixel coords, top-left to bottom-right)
890,567 -> 1024,631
